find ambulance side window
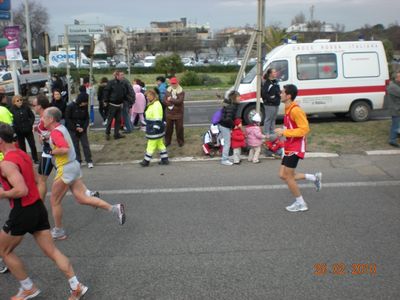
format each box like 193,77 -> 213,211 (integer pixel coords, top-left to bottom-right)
296,54 -> 337,80
267,60 -> 288,81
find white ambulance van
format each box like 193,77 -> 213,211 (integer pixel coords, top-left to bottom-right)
237,40 -> 390,123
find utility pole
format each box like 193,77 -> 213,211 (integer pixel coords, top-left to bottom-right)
64,25 -> 71,102
9,11 -> 20,95
24,0 -> 33,73
255,0 -> 265,114
44,32 -> 52,102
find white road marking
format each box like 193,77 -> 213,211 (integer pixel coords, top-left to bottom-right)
80,180 -> 400,196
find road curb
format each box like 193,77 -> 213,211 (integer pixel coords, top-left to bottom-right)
90,152 -> 341,166
365,149 -> 400,155
86,150 -> 400,166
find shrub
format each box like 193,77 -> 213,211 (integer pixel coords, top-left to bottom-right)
228,74 -> 236,85
180,70 -> 201,86
198,74 -> 222,86
154,53 -> 184,76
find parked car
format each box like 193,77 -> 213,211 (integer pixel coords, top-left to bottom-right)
143,56 -> 156,67
93,60 -> 109,69
133,61 -> 145,67
115,61 -> 128,69
0,70 -> 48,96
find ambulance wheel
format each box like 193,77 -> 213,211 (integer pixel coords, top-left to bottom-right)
243,105 -> 265,125
350,101 -> 371,122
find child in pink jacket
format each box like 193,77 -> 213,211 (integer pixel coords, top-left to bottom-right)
245,113 -> 266,163
131,84 -> 146,130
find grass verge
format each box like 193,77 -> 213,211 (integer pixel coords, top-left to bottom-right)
88,119 -> 395,163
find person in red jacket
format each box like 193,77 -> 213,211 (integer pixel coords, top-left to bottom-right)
231,118 -> 246,164
274,84 -> 322,213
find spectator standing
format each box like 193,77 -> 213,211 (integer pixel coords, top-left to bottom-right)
261,68 -> 281,136
103,71 -> 129,140
231,117 -> 246,164
140,89 -> 169,166
164,77 -> 185,147
131,84 -> 146,130
218,90 -> 241,166
97,77 -> 108,126
274,84 -> 322,212
51,89 -> 67,123
120,72 -> 135,134
387,70 -> 400,147
10,95 -> 39,164
65,86 -> 93,168
155,76 -> 167,120
245,113 -> 266,163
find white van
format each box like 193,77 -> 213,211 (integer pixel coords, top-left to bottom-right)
236,40 -> 389,123
49,51 -> 91,69
143,56 -> 156,67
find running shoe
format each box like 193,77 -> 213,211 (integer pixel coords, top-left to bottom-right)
221,159 -> 233,166
114,204 -> 126,225
51,227 -> 67,240
0,258 -> 8,273
285,201 -> 308,212
314,172 -> 322,192
11,286 -> 41,300
90,190 -> 100,198
68,283 -> 88,300
87,162 -> 94,169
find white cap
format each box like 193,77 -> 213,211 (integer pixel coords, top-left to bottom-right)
252,113 -> 261,123
210,124 -> 219,134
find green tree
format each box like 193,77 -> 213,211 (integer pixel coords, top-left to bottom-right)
263,26 -> 288,51
154,53 -> 184,77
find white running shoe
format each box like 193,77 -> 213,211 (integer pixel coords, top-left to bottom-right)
51,227 -> 67,240
0,258 -> 7,273
87,162 -> 94,169
114,204 -> 126,225
286,201 -> 308,212
314,172 -> 322,191
221,160 -> 233,166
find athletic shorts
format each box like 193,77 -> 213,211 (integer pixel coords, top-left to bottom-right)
281,153 -> 301,169
3,199 -> 50,236
38,156 -> 54,176
54,160 -> 82,184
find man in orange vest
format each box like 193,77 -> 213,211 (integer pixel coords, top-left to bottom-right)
274,84 -> 322,212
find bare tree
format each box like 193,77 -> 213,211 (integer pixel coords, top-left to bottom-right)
333,23 -> 346,33
291,12 -> 306,25
11,0 -> 49,57
233,34 -> 250,58
210,32 -> 226,58
103,36 -> 116,58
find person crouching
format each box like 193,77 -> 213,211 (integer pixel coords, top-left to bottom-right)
140,90 -> 169,167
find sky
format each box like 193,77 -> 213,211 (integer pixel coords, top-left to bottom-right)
10,0 -> 400,41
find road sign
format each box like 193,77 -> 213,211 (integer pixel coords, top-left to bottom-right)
68,35 -> 92,45
0,0 -> 10,11
67,24 -> 105,35
0,10 -> 10,20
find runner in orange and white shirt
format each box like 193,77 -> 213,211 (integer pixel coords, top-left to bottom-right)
42,107 -> 126,240
32,95 -> 99,203
274,84 -> 322,212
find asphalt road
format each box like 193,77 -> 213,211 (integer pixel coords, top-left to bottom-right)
1,154 -> 399,299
